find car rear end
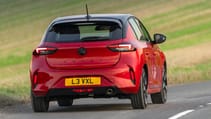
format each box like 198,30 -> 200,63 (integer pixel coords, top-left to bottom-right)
30,15 -> 140,102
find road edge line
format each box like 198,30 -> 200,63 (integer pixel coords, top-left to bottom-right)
168,110 -> 195,119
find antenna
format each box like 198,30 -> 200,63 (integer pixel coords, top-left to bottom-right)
85,4 -> 90,20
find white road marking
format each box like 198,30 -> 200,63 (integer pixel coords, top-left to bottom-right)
199,105 -> 204,108
207,103 -> 211,105
168,110 -> 195,119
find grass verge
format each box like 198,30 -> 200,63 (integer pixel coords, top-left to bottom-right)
169,63 -> 211,85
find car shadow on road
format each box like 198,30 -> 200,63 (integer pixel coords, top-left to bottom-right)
0,99 -> 153,114
49,103 -> 133,112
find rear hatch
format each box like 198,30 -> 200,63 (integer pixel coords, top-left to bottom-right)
43,20 -> 123,69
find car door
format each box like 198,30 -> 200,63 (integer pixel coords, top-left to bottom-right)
134,18 -> 161,89
128,17 -> 155,89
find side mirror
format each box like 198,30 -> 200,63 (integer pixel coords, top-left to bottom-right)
153,33 -> 166,44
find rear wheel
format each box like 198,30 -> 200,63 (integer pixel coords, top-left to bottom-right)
31,92 -> 49,112
131,68 -> 148,109
57,98 -> 73,107
151,66 -> 167,104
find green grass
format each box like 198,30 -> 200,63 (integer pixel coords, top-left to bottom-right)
166,21 -> 211,40
144,1 -> 211,26
169,60 -> 211,84
0,64 -> 30,106
0,0 -> 211,105
161,29 -> 211,50
0,53 -> 31,68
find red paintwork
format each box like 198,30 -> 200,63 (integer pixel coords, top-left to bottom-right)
30,21 -> 166,97
45,40 -> 121,69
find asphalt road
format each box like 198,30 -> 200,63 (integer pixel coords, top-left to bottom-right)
1,81 -> 211,119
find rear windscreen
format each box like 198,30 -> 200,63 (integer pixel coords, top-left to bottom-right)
45,21 -> 122,42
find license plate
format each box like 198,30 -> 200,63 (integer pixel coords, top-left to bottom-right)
65,77 -> 101,86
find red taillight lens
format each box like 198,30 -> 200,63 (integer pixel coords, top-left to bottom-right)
33,47 -> 57,55
33,74 -> 38,84
72,88 -> 93,93
108,43 -> 136,52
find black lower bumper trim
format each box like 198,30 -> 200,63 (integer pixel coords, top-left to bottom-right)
46,87 -> 130,100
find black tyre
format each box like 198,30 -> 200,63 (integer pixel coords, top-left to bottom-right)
31,93 -> 49,112
151,66 -> 167,104
131,68 -> 148,109
57,98 -> 73,107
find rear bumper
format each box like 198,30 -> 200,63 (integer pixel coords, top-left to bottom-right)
30,52 -> 141,97
31,66 -> 138,96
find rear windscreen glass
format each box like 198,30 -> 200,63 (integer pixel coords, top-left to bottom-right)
45,21 -> 122,42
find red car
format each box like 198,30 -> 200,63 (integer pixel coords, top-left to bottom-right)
30,14 -> 167,112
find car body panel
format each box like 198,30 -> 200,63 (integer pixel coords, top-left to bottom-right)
44,40 -> 122,70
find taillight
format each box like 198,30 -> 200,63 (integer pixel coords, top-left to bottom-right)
108,43 -> 136,52
32,73 -> 38,89
33,47 -> 57,55
33,74 -> 38,84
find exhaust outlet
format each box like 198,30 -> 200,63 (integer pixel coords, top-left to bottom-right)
106,88 -> 114,95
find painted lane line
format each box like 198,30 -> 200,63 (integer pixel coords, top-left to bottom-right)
207,103 -> 211,105
168,110 -> 195,119
199,105 -> 204,108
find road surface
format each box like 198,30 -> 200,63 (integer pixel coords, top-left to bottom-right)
1,81 -> 211,119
